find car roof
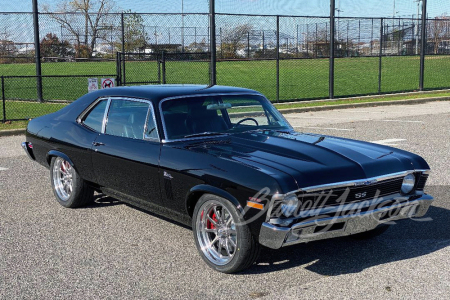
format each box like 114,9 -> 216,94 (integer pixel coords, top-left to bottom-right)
87,84 -> 262,104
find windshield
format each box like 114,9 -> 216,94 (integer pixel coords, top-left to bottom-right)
161,94 -> 292,140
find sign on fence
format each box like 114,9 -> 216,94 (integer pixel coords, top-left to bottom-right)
88,78 -> 98,93
101,78 -> 115,89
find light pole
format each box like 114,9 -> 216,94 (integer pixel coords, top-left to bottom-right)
393,0 -> 396,18
181,0 -> 185,52
415,0 -> 422,55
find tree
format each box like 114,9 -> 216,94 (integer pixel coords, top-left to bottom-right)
429,15 -> 450,54
40,33 -> 73,58
115,11 -> 148,52
221,24 -> 252,58
0,29 -> 15,57
42,0 -> 116,58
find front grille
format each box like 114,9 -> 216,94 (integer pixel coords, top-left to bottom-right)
269,173 -> 427,219
297,177 -> 404,208
415,174 -> 429,191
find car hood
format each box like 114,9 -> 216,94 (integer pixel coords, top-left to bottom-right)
185,130 -> 429,191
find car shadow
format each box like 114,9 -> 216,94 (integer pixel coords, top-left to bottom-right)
242,186 -> 450,275
83,193 -> 192,229
87,194 -> 122,208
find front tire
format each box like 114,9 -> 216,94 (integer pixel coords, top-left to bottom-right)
192,194 -> 260,273
50,156 -> 94,208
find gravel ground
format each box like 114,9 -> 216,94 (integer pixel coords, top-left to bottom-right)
0,101 -> 449,299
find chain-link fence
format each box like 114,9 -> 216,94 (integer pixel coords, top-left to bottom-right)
2,3 -> 450,121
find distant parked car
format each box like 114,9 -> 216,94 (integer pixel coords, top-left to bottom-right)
23,85 -> 433,273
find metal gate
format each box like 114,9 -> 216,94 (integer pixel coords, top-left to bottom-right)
116,52 -> 211,87
116,52 -> 162,86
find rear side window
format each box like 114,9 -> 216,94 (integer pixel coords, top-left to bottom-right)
105,99 -> 150,139
82,100 -> 107,132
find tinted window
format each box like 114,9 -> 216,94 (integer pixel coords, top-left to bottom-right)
105,100 -> 149,139
83,100 -> 107,132
161,95 -> 291,140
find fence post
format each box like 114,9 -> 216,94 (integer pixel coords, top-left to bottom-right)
121,13 -> 127,86
121,12 -> 125,54
276,15 -> 280,103
2,76 -> 6,123
32,0 -> 43,102
329,0 -> 336,99
419,0 -> 428,91
157,55 -> 161,84
116,52 -> 121,86
209,0 -> 217,86
262,31 -> 265,55
378,18 -> 384,94
161,51 -> 166,84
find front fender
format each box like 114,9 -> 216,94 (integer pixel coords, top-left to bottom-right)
185,184 -> 245,217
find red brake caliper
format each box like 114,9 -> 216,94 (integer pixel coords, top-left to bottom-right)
202,210 -> 218,230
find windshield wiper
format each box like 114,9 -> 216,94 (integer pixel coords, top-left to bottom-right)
183,132 -> 230,139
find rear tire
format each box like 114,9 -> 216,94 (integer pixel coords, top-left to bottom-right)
192,194 -> 260,273
351,224 -> 390,240
50,156 -> 94,208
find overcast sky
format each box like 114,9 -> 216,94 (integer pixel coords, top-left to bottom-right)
1,0 -> 448,18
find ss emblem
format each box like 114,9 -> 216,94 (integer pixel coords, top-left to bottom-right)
355,192 -> 367,199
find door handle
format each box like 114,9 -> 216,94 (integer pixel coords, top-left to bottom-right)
92,142 -> 105,147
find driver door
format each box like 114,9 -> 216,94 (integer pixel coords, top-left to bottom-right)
91,98 -> 162,205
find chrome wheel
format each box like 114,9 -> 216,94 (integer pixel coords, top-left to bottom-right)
52,157 -> 73,201
196,200 -> 238,266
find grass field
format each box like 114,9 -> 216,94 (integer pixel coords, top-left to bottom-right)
1,55 -> 450,120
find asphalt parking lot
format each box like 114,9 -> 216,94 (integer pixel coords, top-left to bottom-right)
1,101 -> 449,299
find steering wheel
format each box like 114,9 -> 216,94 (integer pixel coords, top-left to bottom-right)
236,118 -> 259,127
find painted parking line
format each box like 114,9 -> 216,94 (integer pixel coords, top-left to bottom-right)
0,167 -> 8,171
370,138 -> 407,146
295,126 -> 354,131
380,120 -> 425,123
289,116 -> 370,121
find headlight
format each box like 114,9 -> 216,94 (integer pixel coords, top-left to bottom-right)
280,195 -> 299,218
401,174 -> 416,194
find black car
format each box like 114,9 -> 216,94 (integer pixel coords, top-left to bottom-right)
23,85 -> 433,273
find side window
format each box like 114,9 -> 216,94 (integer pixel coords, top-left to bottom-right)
105,99 -> 149,140
82,100 -> 107,132
145,106 -> 159,140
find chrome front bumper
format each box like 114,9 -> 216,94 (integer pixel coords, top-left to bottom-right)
259,194 -> 434,249
21,142 -> 35,160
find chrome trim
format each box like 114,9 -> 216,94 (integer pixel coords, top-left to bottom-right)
79,96 -> 161,141
416,169 -> 431,175
259,194 -> 434,249
158,92 -> 289,143
144,101 -> 160,142
76,97 -> 109,130
269,193 -> 407,225
282,169 -> 431,196
267,169 -> 431,223
101,97 -> 112,134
